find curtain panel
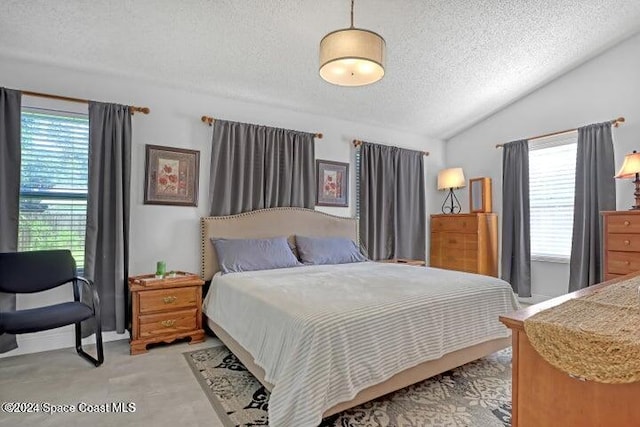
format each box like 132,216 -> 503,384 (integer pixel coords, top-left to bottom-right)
569,122 -> 616,291
84,102 -> 131,334
0,87 -> 21,353
501,139 -> 532,297
208,119 -> 315,216
359,142 -> 426,260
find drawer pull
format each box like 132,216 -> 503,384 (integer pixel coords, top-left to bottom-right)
624,240 -> 631,246
163,296 -> 177,304
160,320 -> 175,327
624,220 -> 631,226
625,261 -> 631,266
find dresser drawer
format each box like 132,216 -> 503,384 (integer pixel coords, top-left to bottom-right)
607,251 -> 640,275
607,234 -> 640,252
441,232 -> 465,249
441,248 -> 465,271
464,234 -> 478,249
139,286 -> 198,314
432,216 -> 478,233
606,214 -> 640,234
138,308 -> 197,338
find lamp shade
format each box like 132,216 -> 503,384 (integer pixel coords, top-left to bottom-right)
438,168 -> 466,190
615,151 -> 640,179
319,28 -> 385,86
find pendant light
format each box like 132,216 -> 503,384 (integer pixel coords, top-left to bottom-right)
319,0 -> 386,86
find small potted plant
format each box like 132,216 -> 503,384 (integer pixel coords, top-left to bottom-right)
166,270 -> 177,278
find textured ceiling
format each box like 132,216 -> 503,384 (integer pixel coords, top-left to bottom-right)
1,0 -> 640,139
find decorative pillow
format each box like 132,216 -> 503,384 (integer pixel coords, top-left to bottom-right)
212,237 -> 301,274
295,235 -> 368,265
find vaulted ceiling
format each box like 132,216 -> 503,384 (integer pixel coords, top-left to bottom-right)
1,0 -> 639,139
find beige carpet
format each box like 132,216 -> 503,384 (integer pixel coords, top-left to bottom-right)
184,346 -> 512,427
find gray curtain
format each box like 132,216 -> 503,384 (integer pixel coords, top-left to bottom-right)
359,142 -> 426,260
208,119 -> 315,216
501,139 -> 531,297
568,122 -> 616,291
85,102 -> 131,334
0,87 -> 21,353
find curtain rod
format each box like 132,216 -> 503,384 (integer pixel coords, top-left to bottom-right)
200,115 -> 323,139
495,116 -> 625,148
22,90 -> 150,115
352,139 -> 430,156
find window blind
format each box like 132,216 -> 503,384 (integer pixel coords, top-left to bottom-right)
528,132 -> 577,262
18,108 -> 89,267
355,147 -> 361,220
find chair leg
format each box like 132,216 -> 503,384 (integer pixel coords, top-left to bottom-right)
75,319 -> 104,367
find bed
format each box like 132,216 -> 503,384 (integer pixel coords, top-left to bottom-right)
200,207 -> 518,426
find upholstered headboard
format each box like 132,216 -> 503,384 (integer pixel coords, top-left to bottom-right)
200,207 -> 358,280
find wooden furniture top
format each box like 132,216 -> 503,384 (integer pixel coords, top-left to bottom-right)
129,273 -> 204,292
601,210 -> 640,216
430,213 -> 496,218
499,273 -> 634,331
378,258 -> 426,266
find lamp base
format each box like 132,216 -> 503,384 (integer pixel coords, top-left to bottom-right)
630,175 -> 640,211
441,188 -> 461,214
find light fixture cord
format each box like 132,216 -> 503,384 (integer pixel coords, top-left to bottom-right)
350,0 -> 354,28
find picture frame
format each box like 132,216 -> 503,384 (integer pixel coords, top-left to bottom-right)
144,144 -> 200,206
316,159 -> 349,207
469,177 -> 492,213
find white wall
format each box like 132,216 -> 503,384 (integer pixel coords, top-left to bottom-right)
0,55 -> 444,357
446,32 -> 640,303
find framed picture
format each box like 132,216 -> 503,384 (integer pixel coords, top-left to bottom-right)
469,177 -> 492,213
144,145 -> 200,206
316,160 -> 349,207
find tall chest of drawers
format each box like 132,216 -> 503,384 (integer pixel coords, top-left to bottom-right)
602,211 -> 640,281
430,213 -> 498,277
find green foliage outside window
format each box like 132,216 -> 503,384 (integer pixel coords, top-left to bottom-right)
18,109 -> 89,267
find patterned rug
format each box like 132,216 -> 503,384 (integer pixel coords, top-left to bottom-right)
183,346 -> 512,427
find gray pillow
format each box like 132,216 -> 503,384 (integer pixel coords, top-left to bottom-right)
295,235 -> 368,265
212,237 -> 301,274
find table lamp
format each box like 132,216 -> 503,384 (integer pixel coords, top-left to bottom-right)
437,167 -> 466,214
614,150 -> 640,210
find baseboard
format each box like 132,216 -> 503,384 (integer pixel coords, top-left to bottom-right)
0,326 -> 129,359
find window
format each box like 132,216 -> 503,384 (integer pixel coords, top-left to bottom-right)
528,132 -> 577,262
18,108 -> 89,268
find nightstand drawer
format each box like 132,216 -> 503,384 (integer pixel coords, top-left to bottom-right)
606,214 -> 640,234
607,234 -> 640,252
139,286 -> 198,314
607,251 -> 640,275
138,308 -> 197,338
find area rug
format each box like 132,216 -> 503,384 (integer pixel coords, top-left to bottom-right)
184,346 -> 512,427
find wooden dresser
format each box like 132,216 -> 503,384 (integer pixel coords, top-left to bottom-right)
602,211 -> 640,281
500,274 -> 640,427
430,213 -> 498,276
378,258 -> 426,266
129,274 -> 205,355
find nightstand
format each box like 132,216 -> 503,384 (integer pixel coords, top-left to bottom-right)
128,273 -> 205,355
378,258 -> 426,266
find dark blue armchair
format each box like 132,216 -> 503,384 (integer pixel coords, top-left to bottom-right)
0,250 -> 103,366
